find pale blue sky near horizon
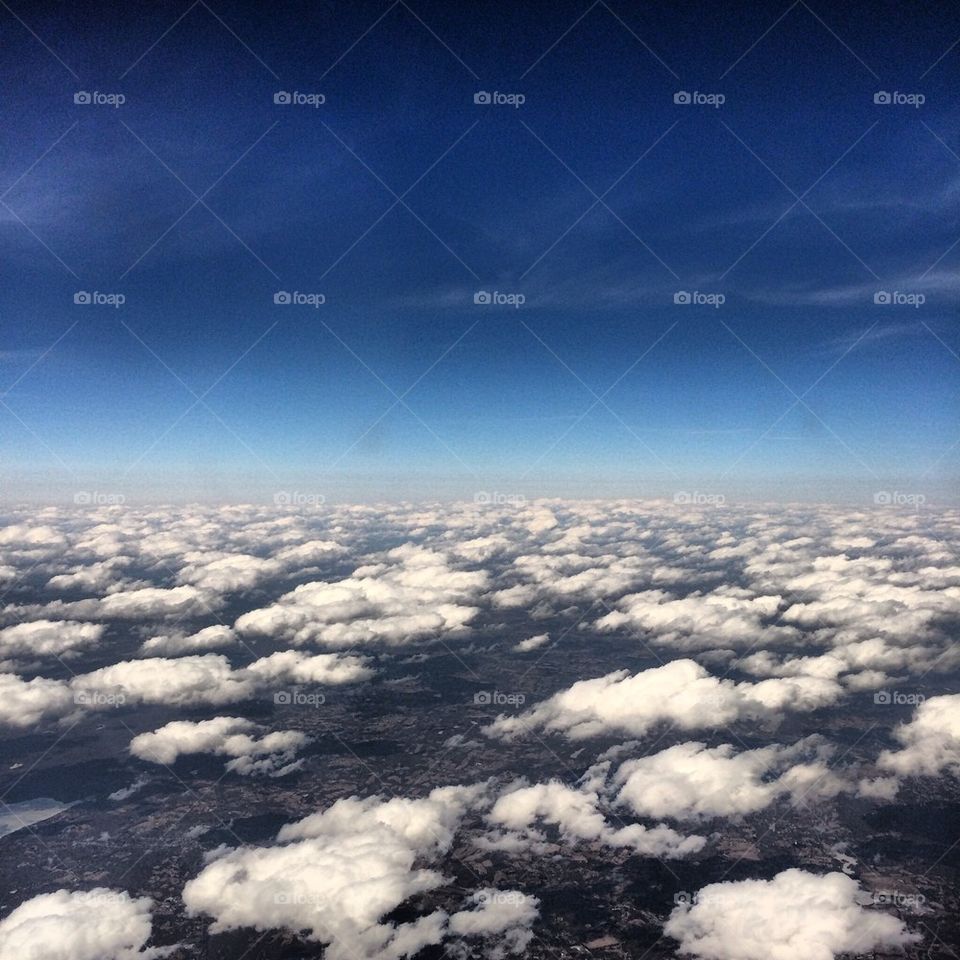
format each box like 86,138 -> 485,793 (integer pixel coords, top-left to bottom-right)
1,0 -> 957,503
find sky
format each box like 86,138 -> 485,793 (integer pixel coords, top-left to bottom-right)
1,0 -> 958,503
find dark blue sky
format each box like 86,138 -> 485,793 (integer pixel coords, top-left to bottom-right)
1,0 -> 958,502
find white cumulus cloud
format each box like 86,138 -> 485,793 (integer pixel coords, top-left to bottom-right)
878,693 -> 960,777
485,659 -> 843,741
664,868 -> 918,960
613,738 -> 850,821
182,784 -> 527,960
129,716 -> 308,776
487,780 -> 704,857
0,888 -> 171,960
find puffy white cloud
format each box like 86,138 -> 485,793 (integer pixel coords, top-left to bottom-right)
513,633 -> 549,653
273,539 -> 345,568
129,716 -> 308,776
176,551 -> 281,592
71,655 -> 257,708
109,776 -> 149,802
0,620 -> 104,660
491,553 -> 657,609
856,776 -> 900,800
0,522 -> 67,556
244,649 -> 375,686
664,869 -> 919,960
596,589 -> 795,650
22,585 -> 218,622
736,639 -> 959,689
449,535 -> 511,563
613,738 -> 849,821
92,585 -> 214,619
485,659 -> 843,741
46,559 -> 134,592
182,784 -> 516,960
878,693 -> 960,777
525,508 -> 557,535
0,649 -> 372,729
71,651 -> 371,711
0,888 -> 170,960
749,548 -> 960,660
0,673 -> 76,728
235,544 -> 487,648
487,780 -> 704,857
448,889 -> 539,957
139,624 -> 236,657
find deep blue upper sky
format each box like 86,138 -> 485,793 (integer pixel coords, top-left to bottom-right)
1,0 -> 958,502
